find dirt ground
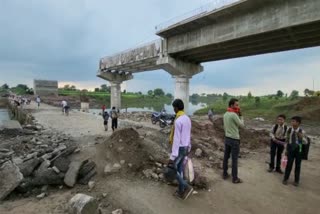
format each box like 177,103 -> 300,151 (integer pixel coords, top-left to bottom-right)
1,102 -> 320,214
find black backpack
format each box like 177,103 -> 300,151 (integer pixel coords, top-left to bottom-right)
273,124 -> 287,135
287,127 -> 311,160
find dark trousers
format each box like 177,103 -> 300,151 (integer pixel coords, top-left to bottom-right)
223,137 -> 240,180
174,147 -> 188,194
111,118 -> 118,131
284,144 -> 302,183
269,139 -> 284,170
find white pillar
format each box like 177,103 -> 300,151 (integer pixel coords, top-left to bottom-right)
174,76 -> 190,114
110,81 -> 121,110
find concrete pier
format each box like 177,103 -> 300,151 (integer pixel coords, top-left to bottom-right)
174,76 -> 190,113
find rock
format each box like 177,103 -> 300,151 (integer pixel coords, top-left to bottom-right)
119,139 -> 123,143
117,147 -> 124,152
128,163 -> 133,168
12,157 -> 23,165
195,148 -> 203,158
102,193 -> 107,198
74,148 -> 81,153
208,156 -> 214,161
142,169 -> 153,179
88,181 -> 95,190
113,163 -> 121,170
151,173 -> 159,180
104,163 -> 121,175
36,192 -> 46,199
36,141 -> 42,145
41,185 -> 48,192
52,166 -> 60,174
18,158 -> 41,177
64,161 -> 84,187
25,152 -> 38,160
112,209 -> 123,214
78,168 -> 97,185
41,153 -> 53,160
155,162 -> 162,168
68,193 -> 98,214
58,144 -> 67,151
120,160 -> 126,165
78,161 -> 96,178
0,161 -> 24,200
158,173 -> 164,180
0,148 -> 10,153
53,157 -> 71,173
0,151 -> 14,159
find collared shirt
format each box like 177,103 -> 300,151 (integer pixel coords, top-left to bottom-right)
286,127 -> 307,145
223,112 -> 244,140
170,114 -> 191,160
270,124 -> 286,140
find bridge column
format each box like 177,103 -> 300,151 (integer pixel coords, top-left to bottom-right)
110,81 -> 122,110
174,75 -> 190,114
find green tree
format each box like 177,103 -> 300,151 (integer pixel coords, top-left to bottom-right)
1,83 -> 9,90
289,90 -> 299,100
94,88 -> 100,92
276,90 -> 284,97
247,91 -> 253,99
166,93 -> 173,98
153,88 -> 165,96
255,96 -> 261,107
70,85 -> 76,91
63,84 -> 70,90
100,84 -> 108,92
147,90 -> 153,96
222,92 -> 228,103
17,84 -> 29,90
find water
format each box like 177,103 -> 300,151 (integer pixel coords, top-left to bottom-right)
89,102 -> 207,115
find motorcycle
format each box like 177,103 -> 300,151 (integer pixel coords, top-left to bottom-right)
151,112 -> 161,124
159,114 -> 175,128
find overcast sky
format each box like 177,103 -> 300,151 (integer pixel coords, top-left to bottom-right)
0,0 -> 319,96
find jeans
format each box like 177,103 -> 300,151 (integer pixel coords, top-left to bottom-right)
112,118 -> 118,131
174,147 -> 188,194
223,137 -> 240,180
284,144 -> 302,183
270,139 -> 285,170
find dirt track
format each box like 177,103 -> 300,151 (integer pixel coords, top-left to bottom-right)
1,102 -> 320,214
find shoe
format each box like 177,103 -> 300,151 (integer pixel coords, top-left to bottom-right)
173,190 -> 183,200
182,185 -> 194,200
282,180 -> 288,185
222,173 -> 230,180
232,178 -> 243,184
275,169 -> 283,174
293,182 -> 299,187
267,168 -> 274,173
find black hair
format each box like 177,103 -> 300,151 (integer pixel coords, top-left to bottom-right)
291,116 -> 302,124
112,106 -> 116,110
228,98 -> 239,107
172,99 -> 184,110
277,114 -> 286,119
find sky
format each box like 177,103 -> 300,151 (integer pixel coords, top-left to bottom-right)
0,0 -> 319,96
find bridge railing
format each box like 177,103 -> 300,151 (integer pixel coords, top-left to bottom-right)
155,0 -> 242,32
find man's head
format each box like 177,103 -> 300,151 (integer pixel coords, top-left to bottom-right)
277,114 -> 286,125
112,106 -> 116,110
228,98 -> 239,109
291,116 -> 302,128
172,99 -> 184,114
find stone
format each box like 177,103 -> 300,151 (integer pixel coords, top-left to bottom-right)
64,161 -> 84,187
0,148 -> 10,153
208,156 -> 214,161
117,147 -> 124,152
74,148 -> 81,153
36,141 -> 43,145
58,144 -> 67,151
18,158 -> 41,177
128,163 -> 133,168
195,148 -> 203,158
151,173 -> 159,180
155,162 -> 162,168
104,163 -> 121,175
112,209 -> 123,214
25,152 -> 38,160
0,151 -> 14,159
13,157 -> 23,165
41,153 -> 53,160
36,192 -> 46,199
88,181 -> 95,190
119,139 -> 123,143
142,169 -> 153,179
68,193 -> 98,214
120,160 -> 126,165
53,157 -> 71,173
52,166 -> 60,174
0,161 -> 24,200
102,193 -> 107,198
78,168 -> 97,185
112,163 -> 121,170
78,161 -> 96,178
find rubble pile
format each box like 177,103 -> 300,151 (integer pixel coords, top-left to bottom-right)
0,124 -> 97,201
119,112 -> 151,123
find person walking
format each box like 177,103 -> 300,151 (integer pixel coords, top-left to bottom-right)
268,114 -> 287,173
110,107 -> 118,132
283,116 -> 308,186
102,110 -> 109,131
208,108 -> 214,123
36,96 -> 41,108
168,99 -> 193,200
222,98 -> 244,184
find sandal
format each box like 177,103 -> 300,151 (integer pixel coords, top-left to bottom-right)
232,178 -> 243,184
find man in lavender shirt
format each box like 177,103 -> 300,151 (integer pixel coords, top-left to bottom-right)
169,99 -> 193,200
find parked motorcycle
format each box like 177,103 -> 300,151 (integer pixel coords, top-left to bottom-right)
151,112 -> 161,124
159,114 -> 175,128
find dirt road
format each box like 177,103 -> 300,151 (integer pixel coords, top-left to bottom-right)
1,102 -> 320,214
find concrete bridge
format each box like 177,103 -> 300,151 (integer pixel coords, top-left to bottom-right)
98,0 -> 320,112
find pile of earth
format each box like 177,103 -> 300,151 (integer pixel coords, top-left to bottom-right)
119,112 -> 151,123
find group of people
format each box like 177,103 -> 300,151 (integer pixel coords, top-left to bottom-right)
101,105 -> 119,132
9,94 -> 32,107
168,97 -> 309,201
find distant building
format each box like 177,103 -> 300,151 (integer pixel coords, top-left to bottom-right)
33,79 -> 58,96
